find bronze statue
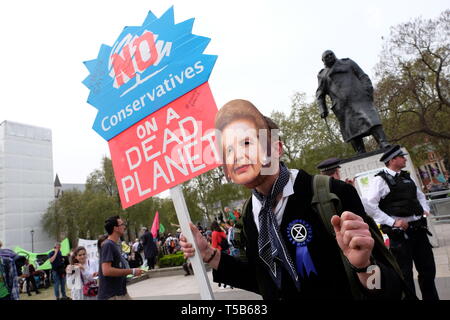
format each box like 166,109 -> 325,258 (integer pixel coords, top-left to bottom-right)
316,50 -> 390,154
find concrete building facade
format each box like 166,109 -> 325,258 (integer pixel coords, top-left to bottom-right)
0,121 -> 54,252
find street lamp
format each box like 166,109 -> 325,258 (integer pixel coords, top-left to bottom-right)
54,174 -> 62,240
30,229 -> 35,252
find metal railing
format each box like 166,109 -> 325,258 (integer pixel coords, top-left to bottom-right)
423,189 -> 450,248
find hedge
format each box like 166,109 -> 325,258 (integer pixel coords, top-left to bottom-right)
158,251 -> 185,268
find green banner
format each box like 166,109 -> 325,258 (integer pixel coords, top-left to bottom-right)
13,238 -> 71,270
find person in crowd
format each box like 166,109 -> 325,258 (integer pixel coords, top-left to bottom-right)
140,227 -> 158,270
0,240 -> 20,300
180,99 -> 413,300
363,145 -> 439,300
98,216 -> 143,300
66,246 -> 98,300
132,238 -> 140,254
226,220 -> 239,257
232,208 -> 241,220
22,259 -> 40,296
197,222 -> 204,235
210,221 -> 228,254
224,207 -> 236,222
317,157 -> 342,180
165,233 -> 178,254
210,220 -> 229,288
317,157 -> 355,186
48,242 -> 69,300
182,260 -> 194,276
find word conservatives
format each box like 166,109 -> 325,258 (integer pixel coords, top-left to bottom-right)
102,61 -> 204,132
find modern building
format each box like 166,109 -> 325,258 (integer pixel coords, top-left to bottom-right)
0,120 -> 54,252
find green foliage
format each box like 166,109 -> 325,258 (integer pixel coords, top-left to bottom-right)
158,251 -> 185,268
374,10 -> 450,167
182,167 -> 249,221
42,156 -> 178,243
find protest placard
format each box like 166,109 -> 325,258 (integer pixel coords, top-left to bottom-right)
83,7 -> 219,299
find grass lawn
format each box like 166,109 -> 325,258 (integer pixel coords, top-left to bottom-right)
19,285 -> 72,301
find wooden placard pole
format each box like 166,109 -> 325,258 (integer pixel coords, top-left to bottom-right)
170,185 -> 215,300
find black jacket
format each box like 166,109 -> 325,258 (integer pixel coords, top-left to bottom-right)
140,231 -> 158,259
213,170 -> 404,300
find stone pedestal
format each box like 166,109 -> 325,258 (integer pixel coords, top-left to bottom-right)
339,147 -> 421,199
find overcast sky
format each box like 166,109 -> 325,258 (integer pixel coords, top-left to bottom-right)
0,0 -> 448,185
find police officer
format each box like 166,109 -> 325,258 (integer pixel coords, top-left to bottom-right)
317,157 -> 342,180
364,145 -> 439,300
317,157 -> 355,185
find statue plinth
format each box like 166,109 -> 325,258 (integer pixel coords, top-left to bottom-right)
339,147 -> 422,199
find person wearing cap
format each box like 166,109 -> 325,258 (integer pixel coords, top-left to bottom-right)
317,158 -> 355,186
363,145 -> 439,300
179,99 -> 411,300
317,157 -> 342,180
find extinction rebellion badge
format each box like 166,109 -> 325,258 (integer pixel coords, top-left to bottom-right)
286,219 -> 317,278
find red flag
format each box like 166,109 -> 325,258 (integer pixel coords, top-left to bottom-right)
151,211 -> 160,238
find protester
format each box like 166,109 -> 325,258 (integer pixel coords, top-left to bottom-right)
165,233 -> 178,254
210,220 -> 229,289
363,145 -> 439,300
0,240 -> 21,300
132,238 -> 140,254
48,242 -> 69,300
226,220 -> 239,257
98,216 -> 143,300
0,256 -> 20,300
182,260 -> 194,276
210,221 -> 228,254
140,227 -> 158,270
22,259 -> 40,296
180,99 -> 412,300
66,246 -> 98,300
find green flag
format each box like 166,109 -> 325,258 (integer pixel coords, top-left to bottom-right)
159,223 -> 165,234
60,238 -> 71,256
13,238 -> 71,271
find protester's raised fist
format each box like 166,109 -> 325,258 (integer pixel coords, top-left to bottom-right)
331,211 -> 374,269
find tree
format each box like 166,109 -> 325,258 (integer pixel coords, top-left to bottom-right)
42,190 -> 84,247
42,155 -> 186,244
375,10 -> 450,166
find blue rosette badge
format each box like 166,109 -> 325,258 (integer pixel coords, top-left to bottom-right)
286,219 -> 317,278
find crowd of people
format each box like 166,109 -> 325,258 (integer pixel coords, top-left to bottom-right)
0,211 -> 243,300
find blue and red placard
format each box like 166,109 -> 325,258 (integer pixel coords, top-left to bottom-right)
83,7 -> 218,141
84,7 -> 220,208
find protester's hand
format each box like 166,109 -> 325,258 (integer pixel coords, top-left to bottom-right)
393,218 -> 409,230
92,272 -> 98,277
180,223 -> 209,260
331,211 -> 374,269
74,263 -> 84,271
320,111 -> 328,119
423,210 -> 430,217
133,268 -> 144,277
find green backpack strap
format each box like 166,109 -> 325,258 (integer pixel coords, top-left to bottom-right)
311,175 -> 342,236
311,175 -> 366,299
